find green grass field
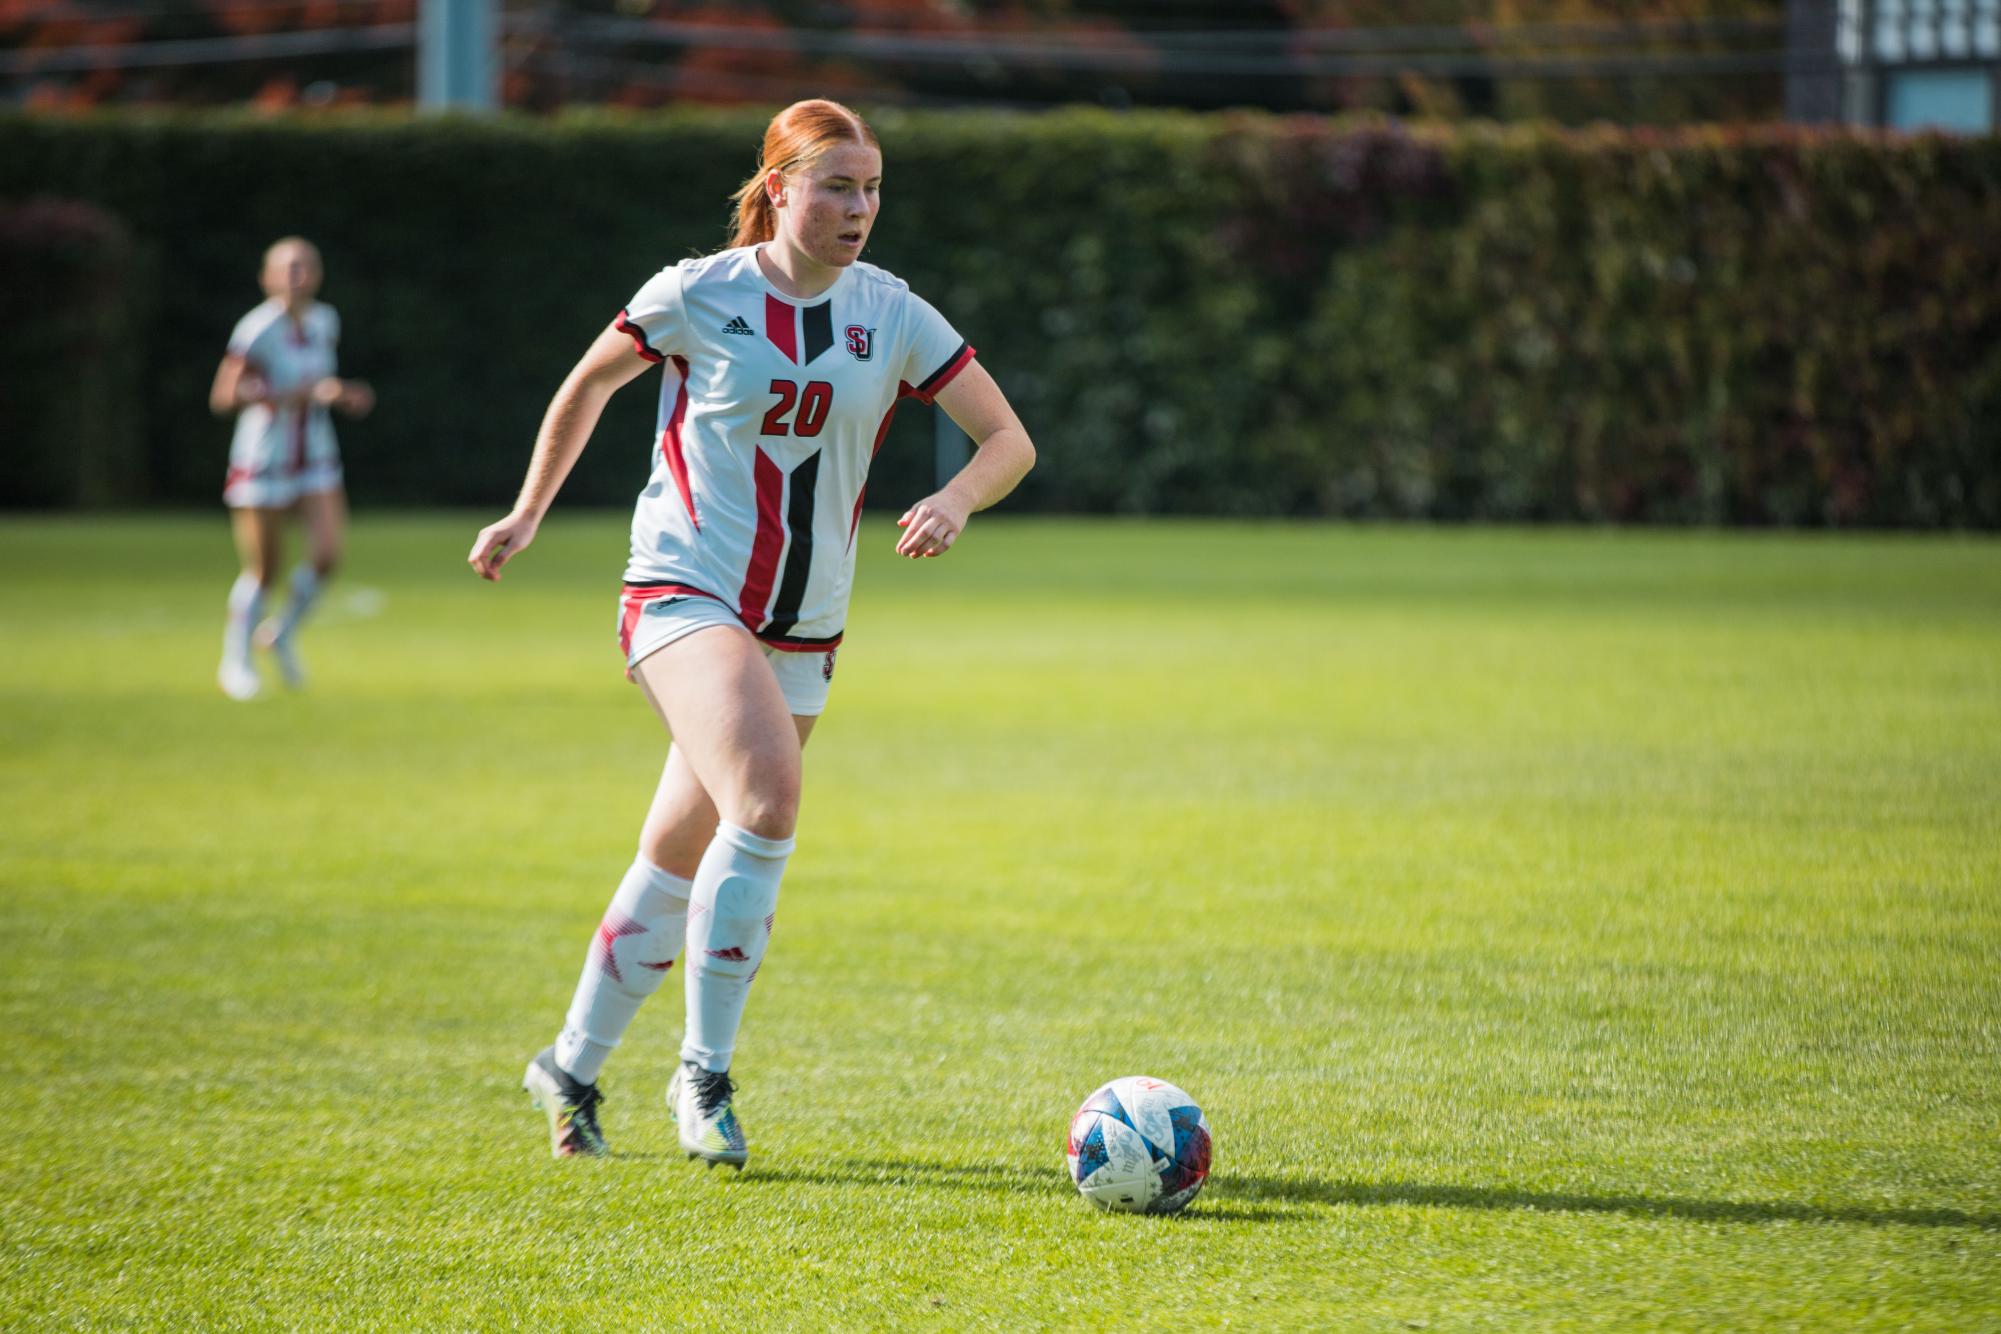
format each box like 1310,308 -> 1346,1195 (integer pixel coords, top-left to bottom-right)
3,514 -> 1998,1329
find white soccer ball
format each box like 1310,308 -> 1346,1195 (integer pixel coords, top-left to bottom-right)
1066,1075 -> 1212,1214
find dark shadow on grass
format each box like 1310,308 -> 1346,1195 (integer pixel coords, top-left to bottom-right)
738,1156 -> 1304,1222
717,1157 -> 1999,1231
1224,1173 -> 2001,1231
740,1156 -> 1060,1196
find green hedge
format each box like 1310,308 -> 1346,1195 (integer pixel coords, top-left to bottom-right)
0,197 -> 144,505
3,109 -> 1997,524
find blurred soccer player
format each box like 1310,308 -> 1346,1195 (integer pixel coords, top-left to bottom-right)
209,237 -> 374,699
470,99 -> 1035,1166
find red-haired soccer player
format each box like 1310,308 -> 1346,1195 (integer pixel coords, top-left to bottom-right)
210,237 -> 374,699
470,100 -> 1035,1167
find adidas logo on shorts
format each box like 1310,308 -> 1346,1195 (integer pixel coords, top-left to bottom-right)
721,316 -> 754,335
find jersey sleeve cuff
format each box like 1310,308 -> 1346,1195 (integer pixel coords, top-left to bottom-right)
616,308 -> 665,363
909,342 -> 975,404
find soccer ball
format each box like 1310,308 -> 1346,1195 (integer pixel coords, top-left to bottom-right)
1066,1076 -> 1211,1214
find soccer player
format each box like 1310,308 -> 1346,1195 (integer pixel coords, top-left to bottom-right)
470,99 -> 1035,1167
210,236 -> 374,699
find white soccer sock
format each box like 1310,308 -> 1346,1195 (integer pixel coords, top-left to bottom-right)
271,563 -> 321,641
681,821 -> 793,1074
223,573 -> 263,664
554,856 -> 693,1085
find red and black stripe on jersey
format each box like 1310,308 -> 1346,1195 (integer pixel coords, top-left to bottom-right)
764,295 -> 838,366
763,448 -> 821,637
737,445 -> 824,639
802,300 -> 835,365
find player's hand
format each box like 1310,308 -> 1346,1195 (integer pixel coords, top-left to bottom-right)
896,494 -> 969,559
468,511 -> 540,582
237,372 -> 270,406
336,379 -> 375,418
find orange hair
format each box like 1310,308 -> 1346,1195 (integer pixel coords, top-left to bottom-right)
728,100 -> 879,251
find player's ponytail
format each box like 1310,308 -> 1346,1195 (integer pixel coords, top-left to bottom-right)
726,99 -> 879,251
728,176 -> 778,250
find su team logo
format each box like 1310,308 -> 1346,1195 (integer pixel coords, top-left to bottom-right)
822,648 -> 837,683
845,325 -> 874,361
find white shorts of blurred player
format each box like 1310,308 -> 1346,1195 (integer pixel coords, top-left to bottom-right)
619,589 -> 837,717
223,460 -> 343,510
225,402 -> 343,509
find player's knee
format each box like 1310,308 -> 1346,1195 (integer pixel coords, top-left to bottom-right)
723,759 -> 800,840
730,793 -> 797,841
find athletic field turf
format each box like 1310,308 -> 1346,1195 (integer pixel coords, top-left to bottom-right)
3,514 -> 1997,1329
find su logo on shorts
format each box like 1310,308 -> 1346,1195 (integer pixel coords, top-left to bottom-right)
844,325 -> 874,361
822,649 -> 836,683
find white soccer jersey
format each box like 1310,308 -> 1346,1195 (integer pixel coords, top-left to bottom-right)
222,298 -> 343,505
614,247 -> 975,650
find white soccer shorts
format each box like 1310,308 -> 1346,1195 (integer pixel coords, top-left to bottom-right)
619,589 -> 836,717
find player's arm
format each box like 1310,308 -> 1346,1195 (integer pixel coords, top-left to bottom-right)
308,315 -> 375,417
896,360 -> 1036,559
309,376 -> 375,417
467,323 -> 657,582
209,353 -> 269,416
213,351 -> 321,414
314,378 -> 375,416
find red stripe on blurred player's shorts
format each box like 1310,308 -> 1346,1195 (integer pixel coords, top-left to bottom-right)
764,294 -> 797,364
737,448 -> 786,627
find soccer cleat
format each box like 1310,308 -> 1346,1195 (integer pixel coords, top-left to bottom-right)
255,619 -> 306,689
522,1046 -> 609,1159
667,1061 -> 747,1168
217,656 -> 261,701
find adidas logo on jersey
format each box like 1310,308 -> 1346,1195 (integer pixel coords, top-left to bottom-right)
721,316 -> 754,335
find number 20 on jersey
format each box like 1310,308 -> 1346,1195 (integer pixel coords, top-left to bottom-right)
762,380 -> 832,437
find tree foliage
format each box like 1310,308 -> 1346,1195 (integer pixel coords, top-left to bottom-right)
3,0 -> 1788,123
